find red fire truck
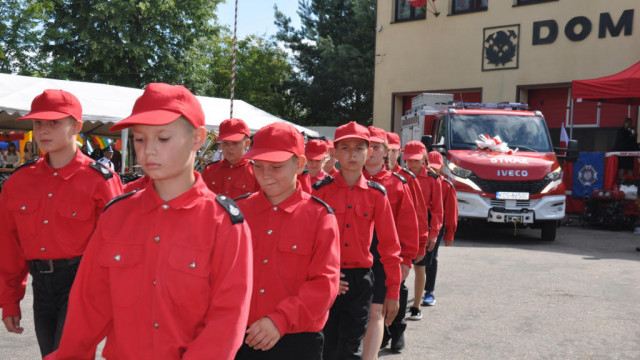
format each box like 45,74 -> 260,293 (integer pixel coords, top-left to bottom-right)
409,101 -> 577,241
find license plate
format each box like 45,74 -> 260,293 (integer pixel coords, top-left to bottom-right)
505,215 -> 523,223
496,192 -> 529,200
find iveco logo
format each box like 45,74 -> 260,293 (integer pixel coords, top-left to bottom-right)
497,170 -> 528,177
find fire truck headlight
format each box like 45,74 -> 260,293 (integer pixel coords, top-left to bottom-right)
448,162 -> 472,179
545,167 -> 562,181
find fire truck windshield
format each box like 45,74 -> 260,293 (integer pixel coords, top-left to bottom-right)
449,115 -> 554,152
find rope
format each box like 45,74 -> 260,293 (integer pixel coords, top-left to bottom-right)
230,0 -> 238,118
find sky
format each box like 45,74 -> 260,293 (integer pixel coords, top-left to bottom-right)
216,0 -> 301,38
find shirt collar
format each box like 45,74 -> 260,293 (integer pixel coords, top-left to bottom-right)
35,148 -> 86,180
141,172 -> 208,213
334,172 -> 369,190
253,182 -> 305,214
363,167 -> 389,182
221,158 -> 250,168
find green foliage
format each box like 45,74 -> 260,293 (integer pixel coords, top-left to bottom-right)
275,0 -> 376,126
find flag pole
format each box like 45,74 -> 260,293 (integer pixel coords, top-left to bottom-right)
230,0 -> 238,118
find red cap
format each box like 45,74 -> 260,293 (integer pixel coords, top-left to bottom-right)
402,141 -> 426,160
305,139 -> 329,160
17,89 -> 82,122
334,121 -> 370,143
217,118 -> 250,142
110,83 -> 204,131
326,139 -> 334,149
242,122 -> 304,162
386,132 -> 401,150
368,126 -> 387,144
427,151 -> 443,170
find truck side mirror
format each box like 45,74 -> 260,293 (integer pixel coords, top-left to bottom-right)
566,139 -> 579,163
421,135 -> 433,150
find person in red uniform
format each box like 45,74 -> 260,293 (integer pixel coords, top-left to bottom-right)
312,121 -> 402,360
234,122 -> 340,360
421,151 -> 457,307
306,139 -> 331,185
387,132 -> 430,264
45,83 -> 253,360
0,89 -> 123,358
201,118 -> 260,198
322,139 -> 339,177
362,126 -> 418,357
402,141 -> 443,321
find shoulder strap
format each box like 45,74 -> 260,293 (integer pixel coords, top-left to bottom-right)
311,196 -> 334,214
312,176 -> 334,191
367,180 -> 387,195
104,190 -> 137,212
216,194 -> 244,225
392,172 -> 407,184
301,168 -> 310,175
401,167 -> 416,179
89,161 -> 114,180
428,171 -> 439,180
233,192 -> 251,202
444,177 -> 454,188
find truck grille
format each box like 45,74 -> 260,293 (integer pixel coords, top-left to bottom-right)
472,177 -> 551,194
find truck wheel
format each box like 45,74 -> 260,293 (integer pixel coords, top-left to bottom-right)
540,220 -> 557,241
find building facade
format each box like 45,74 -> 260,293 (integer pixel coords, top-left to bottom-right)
373,0 -> 640,151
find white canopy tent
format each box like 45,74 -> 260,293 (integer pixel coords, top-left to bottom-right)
0,73 -> 318,137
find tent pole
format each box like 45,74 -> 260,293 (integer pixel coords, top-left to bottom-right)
121,128 -> 128,174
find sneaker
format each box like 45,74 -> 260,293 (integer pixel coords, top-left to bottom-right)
421,292 -> 436,306
408,306 -> 422,320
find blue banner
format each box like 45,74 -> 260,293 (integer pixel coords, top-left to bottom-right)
572,152 -> 604,199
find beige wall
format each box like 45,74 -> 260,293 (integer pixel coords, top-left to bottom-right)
373,0 -> 640,131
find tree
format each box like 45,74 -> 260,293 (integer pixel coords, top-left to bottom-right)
0,0 -> 51,75
41,0 -> 223,88
275,0 -> 376,126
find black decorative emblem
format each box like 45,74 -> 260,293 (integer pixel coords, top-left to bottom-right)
482,24 -> 519,71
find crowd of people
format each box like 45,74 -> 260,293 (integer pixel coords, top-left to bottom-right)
0,84 -> 458,360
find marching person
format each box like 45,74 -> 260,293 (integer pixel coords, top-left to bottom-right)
403,141 -> 443,320
234,122 -> 340,360
362,126 -> 419,357
305,139 -> 331,184
322,139 -> 339,177
201,117 -> 260,198
421,151 -> 457,307
312,121 -> 402,360
0,89 -> 123,358
45,83 -> 253,359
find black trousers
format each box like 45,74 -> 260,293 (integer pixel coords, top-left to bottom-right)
322,268 -> 374,360
424,226 -> 445,293
386,281 -> 408,339
29,258 -> 80,358
235,332 -> 324,360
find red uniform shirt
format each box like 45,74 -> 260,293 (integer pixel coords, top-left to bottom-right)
237,185 -> 340,335
0,150 -> 123,319
311,169 -> 330,185
122,175 -> 150,193
441,177 -> 458,242
312,173 -> 402,299
327,167 -> 339,177
296,171 -> 313,193
48,173 -> 253,360
415,165 -> 443,240
364,168 -> 419,267
201,158 -> 260,198
393,165 -> 430,255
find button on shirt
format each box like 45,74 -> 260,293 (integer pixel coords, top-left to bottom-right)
50,173 -> 253,360
313,173 -> 402,299
364,168 -> 419,267
393,164 -> 430,255
415,165 -> 444,240
237,185 -> 340,335
201,159 -> 260,198
0,150 -> 123,319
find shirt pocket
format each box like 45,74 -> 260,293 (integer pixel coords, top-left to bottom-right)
354,202 -> 375,230
165,245 -> 212,316
6,196 -> 40,239
56,200 -> 96,253
98,242 -> 144,307
277,236 -> 313,282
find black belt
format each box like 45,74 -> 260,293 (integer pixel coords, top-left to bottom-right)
29,256 -> 82,274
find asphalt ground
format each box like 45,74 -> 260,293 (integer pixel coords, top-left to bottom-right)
1,224 -> 639,359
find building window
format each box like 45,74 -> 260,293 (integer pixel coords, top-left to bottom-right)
451,0 -> 488,15
395,0 -> 426,22
514,0 -> 557,6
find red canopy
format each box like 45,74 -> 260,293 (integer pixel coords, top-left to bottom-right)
571,61 -> 640,105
